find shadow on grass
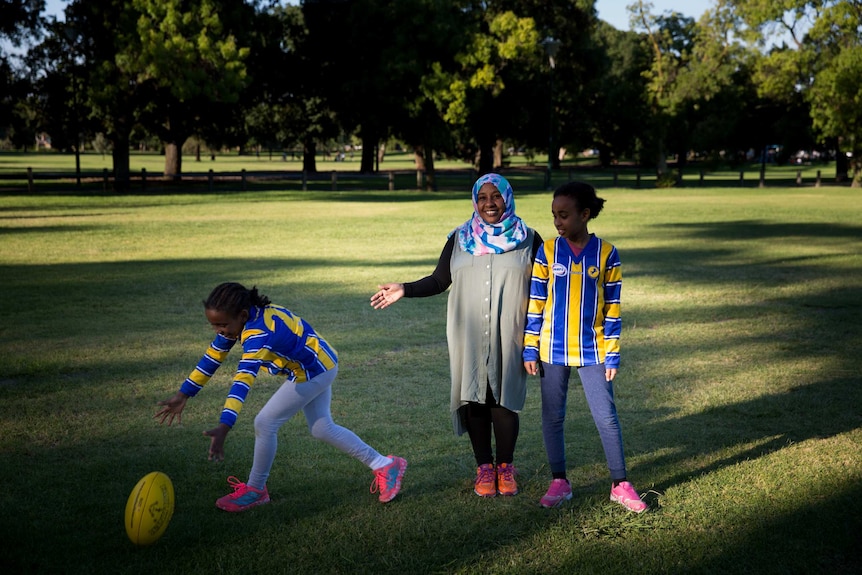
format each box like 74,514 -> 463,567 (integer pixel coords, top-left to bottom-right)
1,213 -> 861,573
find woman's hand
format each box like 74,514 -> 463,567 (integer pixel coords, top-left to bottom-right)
370,283 -> 405,310
524,361 -> 539,376
154,392 -> 189,426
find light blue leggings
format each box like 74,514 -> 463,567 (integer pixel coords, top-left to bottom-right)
540,362 -> 628,481
247,366 -> 385,489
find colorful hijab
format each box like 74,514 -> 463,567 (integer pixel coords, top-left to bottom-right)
453,173 -> 528,256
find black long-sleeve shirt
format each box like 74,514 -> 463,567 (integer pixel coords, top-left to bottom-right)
404,231 -> 544,298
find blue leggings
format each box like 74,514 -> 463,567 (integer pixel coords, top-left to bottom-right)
540,362 -> 627,481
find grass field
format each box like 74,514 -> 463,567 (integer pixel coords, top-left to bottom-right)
1,183 -> 860,574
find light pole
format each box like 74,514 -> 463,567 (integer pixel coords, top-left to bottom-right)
543,37 -> 561,190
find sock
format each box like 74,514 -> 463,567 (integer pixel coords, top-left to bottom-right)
370,455 -> 393,470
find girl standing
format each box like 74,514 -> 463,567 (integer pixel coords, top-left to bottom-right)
523,182 -> 647,512
156,282 -> 406,511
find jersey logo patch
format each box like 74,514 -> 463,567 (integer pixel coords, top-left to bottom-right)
552,263 -> 567,277
587,266 -> 600,279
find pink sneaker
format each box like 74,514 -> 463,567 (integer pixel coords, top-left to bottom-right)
540,478 -> 572,508
610,481 -> 647,513
370,455 -> 407,502
216,476 -> 270,512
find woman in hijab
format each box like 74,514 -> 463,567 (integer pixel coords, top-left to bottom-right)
371,173 -> 542,497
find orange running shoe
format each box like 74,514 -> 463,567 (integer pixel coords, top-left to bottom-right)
474,463 -> 496,497
496,463 -> 518,496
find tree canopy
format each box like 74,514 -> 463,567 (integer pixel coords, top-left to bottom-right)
2,0 -> 860,186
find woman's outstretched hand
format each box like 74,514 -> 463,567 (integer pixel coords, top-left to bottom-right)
370,283 -> 405,310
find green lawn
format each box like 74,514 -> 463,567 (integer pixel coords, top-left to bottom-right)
0,185 -> 859,574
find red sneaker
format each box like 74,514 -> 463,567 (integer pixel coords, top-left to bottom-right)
215,476 -> 270,512
370,455 -> 407,503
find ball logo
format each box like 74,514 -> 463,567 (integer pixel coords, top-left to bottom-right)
587,266 -> 600,279
552,263 -> 567,277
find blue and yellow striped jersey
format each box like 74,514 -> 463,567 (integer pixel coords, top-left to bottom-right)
180,304 -> 338,427
523,235 -> 621,368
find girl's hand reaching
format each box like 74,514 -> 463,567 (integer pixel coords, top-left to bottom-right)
204,423 -> 230,462
155,392 -> 189,426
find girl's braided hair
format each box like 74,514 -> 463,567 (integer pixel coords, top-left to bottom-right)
203,282 -> 271,316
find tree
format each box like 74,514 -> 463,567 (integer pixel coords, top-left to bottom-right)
590,22 -> 651,167
732,0 -> 862,185
1,0 -> 45,143
632,0 -> 740,177
0,0 -> 45,47
304,0 -> 451,174
387,0 -> 468,189
120,0 -> 251,178
429,9 -> 540,174
45,1 -> 145,190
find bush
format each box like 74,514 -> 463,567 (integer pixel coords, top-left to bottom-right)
655,172 -> 678,188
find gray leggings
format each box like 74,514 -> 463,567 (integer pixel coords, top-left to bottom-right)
247,366 -> 383,489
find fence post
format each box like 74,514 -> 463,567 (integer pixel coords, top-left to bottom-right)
796,170 -> 802,186
103,168 -> 109,192
209,169 -> 214,192
27,167 -> 33,193
613,170 -> 618,187
739,170 -> 744,186
302,170 -> 307,191
635,172 -> 640,188
241,169 -> 246,191
700,171 -> 705,186
331,171 -> 337,191
816,170 -> 821,187
141,168 -> 146,190
416,169 -> 423,189
388,171 -> 395,191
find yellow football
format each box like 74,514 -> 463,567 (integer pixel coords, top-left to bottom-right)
124,471 -> 175,546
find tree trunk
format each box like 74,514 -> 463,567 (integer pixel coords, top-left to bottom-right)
414,147 -> 426,171
655,140 -> 668,177
493,139 -> 504,170
598,145 -> 612,168
424,145 -> 436,191
477,134 -> 494,175
835,148 -> 849,183
303,136 -> 317,173
111,130 -> 131,192
164,141 -> 182,179
850,149 -> 861,188
360,134 -> 377,173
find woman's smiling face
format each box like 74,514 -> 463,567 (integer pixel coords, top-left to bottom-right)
476,182 -> 506,224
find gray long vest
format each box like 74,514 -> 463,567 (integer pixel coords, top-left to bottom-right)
446,228 -> 535,435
